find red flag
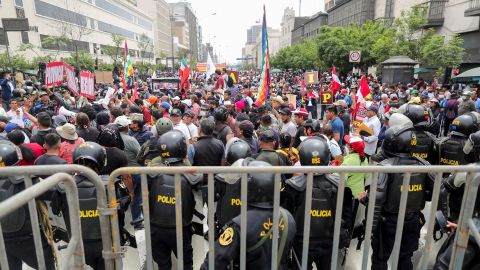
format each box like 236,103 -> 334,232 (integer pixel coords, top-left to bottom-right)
328,65 -> 341,96
356,75 -> 371,102
130,82 -> 138,102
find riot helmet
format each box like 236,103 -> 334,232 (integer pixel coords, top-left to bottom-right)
0,141 -> 19,166
156,130 -> 187,164
226,140 -> 252,165
214,106 -> 228,122
398,103 -> 431,127
389,113 -> 414,130
298,137 -> 330,166
449,112 -> 480,137
465,130 -> 480,162
72,142 -> 107,171
247,160 -> 275,209
382,125 -> 414,157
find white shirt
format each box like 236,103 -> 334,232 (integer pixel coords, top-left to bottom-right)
186,122 -> 198,139
281,120 -> 297,138
363,115 -> 381,155
173,122 -> 191,142
7,109 -> 24,128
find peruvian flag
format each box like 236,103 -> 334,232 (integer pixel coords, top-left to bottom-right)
329,65 -> 341,96
179,58 -> 190,91
356,75 -> 371,102
130,82 -> 139,102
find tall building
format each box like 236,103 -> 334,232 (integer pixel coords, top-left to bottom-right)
0,0 -> 155,64
170,2 -> 198,61
252,28 -> 281,68
246,25 -> 262,44
327,0 -> 480,68
291,11 -> 328,44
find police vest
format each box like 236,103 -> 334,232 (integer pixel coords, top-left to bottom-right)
411,129 -> 435,164
149,173 -> 196,227
215,175 -> 242,226
0,176 -> 31,236
383,158 -> 427,214
293,174 -> 337,239
438,136 -> 470,166
231,208 -> 295,269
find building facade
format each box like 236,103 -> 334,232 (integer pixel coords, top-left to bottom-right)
246,25 -> 262,45
170,2 -> 198,61
291,11 -> 328,44
0,0 -> 155,64
279,7 -> 296,49
253,28 -> 281,68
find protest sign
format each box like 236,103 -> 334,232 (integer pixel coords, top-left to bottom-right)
304,71 -> 318,84
64,63 -> 79,96
320,91 -> 333,104
80,71 -> 95,99
95,71 -> 113,84
45,62 -> 64,86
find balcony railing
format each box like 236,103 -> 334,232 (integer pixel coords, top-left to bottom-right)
423,0 -> 447,27
465,0 -> 480,16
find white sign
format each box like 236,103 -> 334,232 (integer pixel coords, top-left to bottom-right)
349,51 -> 361,63
103,87 -> 116,105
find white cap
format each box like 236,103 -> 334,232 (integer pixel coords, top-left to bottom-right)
172,96 -> 181,101
114,115 -> 132,127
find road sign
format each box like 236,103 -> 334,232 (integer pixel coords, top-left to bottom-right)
349,50 -> 361,63
1,18 -> 29,31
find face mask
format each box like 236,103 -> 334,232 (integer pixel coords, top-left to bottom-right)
462,96 -> 468,101
200,111 -> 206,116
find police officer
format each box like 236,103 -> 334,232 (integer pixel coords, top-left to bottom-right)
201,160 -> 296,269
51,141 -> 131,270
0,141 -> 56,270
398,103 -> 436,164
364,124 -> 435,270
149,130 -> 202,270
215,140 -> 252,234
438,112 -> 479,222
434,130 -> 480,270
283,137 -> 353,270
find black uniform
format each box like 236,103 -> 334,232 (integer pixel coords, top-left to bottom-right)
148,163 -> 202,270
215,170 -> 243,232
369,156 -> 435,270
1,176 -> 56,270
283,174 -> 353,270
411,128 -> 436,164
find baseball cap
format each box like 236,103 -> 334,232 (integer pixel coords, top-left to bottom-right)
367,105 -> 378,113
170,108 -> 182,116
271,96 -> 284,104
183,110 -> 195,117
334,100 -> 347,107
149,96 -> 158,105
5,122 -> 18,133
293,108 -> 309,117
278,107 -> 292,115
341,89 -> 348,95
422,91 -> 429,97
259,129 -> 275,142
344,135 -> 365,157
390,93 -> 398,100
114,115 -> 132,127
411,89 -> 419,94
172,96 -> 181,101
160,102 -> 170,110
129,113 -> 144,122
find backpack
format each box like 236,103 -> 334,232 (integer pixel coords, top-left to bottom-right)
0,177 -> 30,234
445,99 -> 458,120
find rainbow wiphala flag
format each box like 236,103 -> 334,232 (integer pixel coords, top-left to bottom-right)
254,6 -> 270,107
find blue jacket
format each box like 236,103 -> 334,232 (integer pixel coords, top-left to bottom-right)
0,79 -> 13,101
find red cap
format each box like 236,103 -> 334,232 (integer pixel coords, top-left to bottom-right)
242,90 -> 250,96
293,108 -> 309,117
344,135 -> 365,157
341,89 -> 348,94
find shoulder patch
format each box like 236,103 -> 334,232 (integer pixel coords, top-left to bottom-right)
219,227 -> 234,246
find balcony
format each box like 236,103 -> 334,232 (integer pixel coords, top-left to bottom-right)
423,0 -> 447,28
465,0 -> 480,16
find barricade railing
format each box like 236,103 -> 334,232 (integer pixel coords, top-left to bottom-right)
108,165 -> 480,270
0,173 -> 82,270
0,165 -> 116,270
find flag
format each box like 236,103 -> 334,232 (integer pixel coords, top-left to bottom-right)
253,6 -> 270,107
206,53 -> 215,79
130,82 -> 138,102
255,19 -> 261,24
356,75 -> 371,102
152,70 -> 157,79
329,65 -> 341,96
123,41 -> 133,89
179,58 -> 190,91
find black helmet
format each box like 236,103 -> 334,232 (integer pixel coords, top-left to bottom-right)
468,131 -> 480,162
0,141 -> 19,166
298,137 -> 330,166
449,112 -> 480,137
279,132 -> 292,148
304,119 -> 321,134
157,130 -> 187,164
247,160 -> 275,209
382,125 -> 414,157
73,142 -> 107,170
399,103 -> 430,127
226,140 -> 252,165
214,106 -> 228,122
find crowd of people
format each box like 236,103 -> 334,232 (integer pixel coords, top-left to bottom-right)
1,67 -> 480,270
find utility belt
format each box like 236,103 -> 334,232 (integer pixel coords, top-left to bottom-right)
382,210 -> 420,221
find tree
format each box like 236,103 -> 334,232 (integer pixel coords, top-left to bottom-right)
421,34 -> 465,80
0,52 -> 34,71
138,33 -> 153,65
41,35 -> 69,59
103,33 -> 124,65
64,50 -> 95,71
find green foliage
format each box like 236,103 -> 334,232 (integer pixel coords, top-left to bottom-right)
64,50 -> 95,70
271,39 -> 319,70
102,33 -> 124,65
98,62 -> 114,71
421,34 -> 465,81
0,52 -> 34,71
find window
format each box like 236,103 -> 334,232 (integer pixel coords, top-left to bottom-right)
96,0 -> 133,21
0,28 -> 7,46
35,0 -> 87,26
15,0 -> 23,7
16,7 -> 25,18
97,21 -> 135,39
21,31 -> 29,43
40,34 -> 89,52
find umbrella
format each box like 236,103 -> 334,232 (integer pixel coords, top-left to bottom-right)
271,68 -> 282,73
453,67 -> 480,83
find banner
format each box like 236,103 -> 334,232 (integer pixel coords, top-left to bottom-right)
80,71 -> 95,99
304,71 -> 318,84
195,63 -> 226,73
226,70 -> 239,84
45,62 -> 65,86
64,63 -> 79,96
94,71 -> 113,84
320,91 -> 333,104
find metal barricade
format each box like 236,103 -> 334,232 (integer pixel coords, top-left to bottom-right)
0,173 -> 82,270
0,165 -> 117,270
108,165 -> 480,270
